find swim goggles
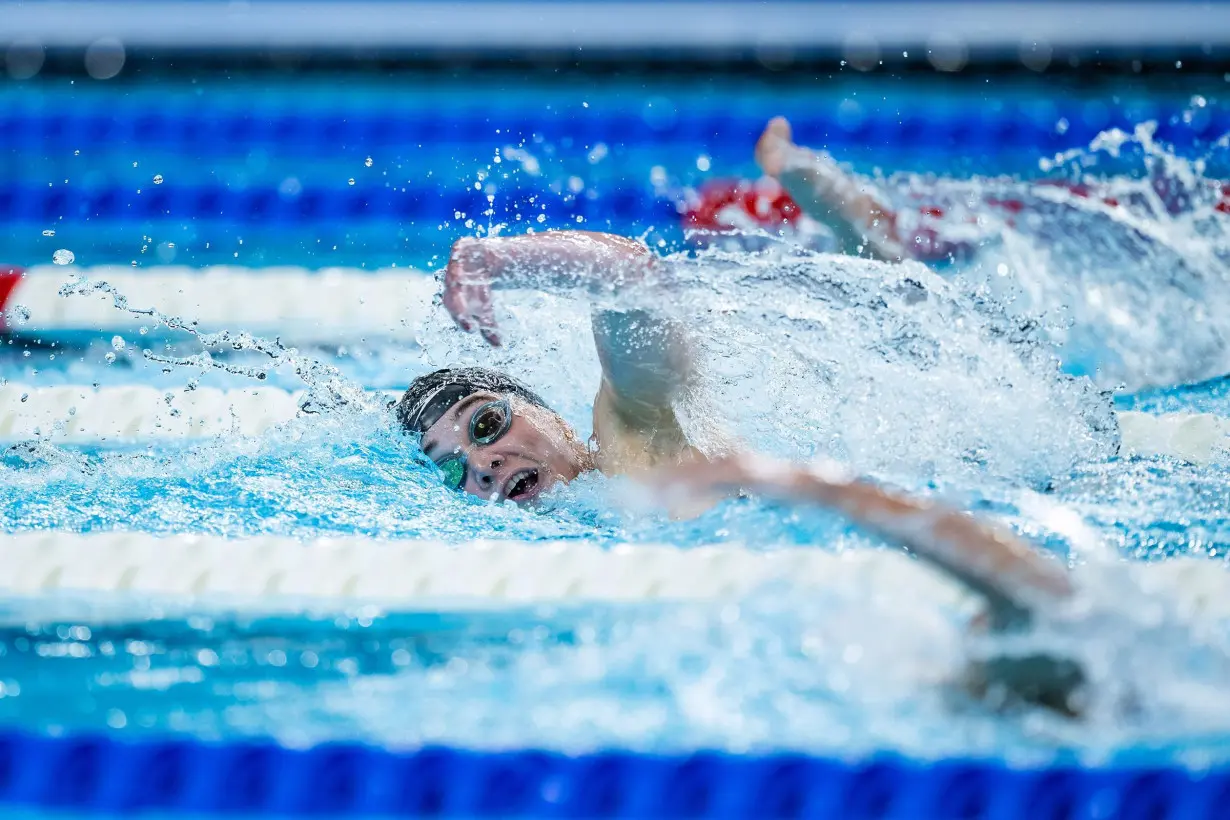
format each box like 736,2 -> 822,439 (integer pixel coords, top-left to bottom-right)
433,397 -> 513,491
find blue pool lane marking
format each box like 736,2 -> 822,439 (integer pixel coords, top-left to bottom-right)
0,183 -> 681,225
0,106 -> 1224,159
0,728 -> 1226,817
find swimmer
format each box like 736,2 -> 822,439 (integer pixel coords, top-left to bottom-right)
397,229 -> 1086,715
749,115 -> 1229,265
752,116 -> 912,261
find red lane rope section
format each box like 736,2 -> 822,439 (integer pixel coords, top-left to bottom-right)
686,177 -> 1230,259
0,265 -> 24,331
684,178 -> 802,234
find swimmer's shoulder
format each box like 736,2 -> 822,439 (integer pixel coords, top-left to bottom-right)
591,383 -> 698,476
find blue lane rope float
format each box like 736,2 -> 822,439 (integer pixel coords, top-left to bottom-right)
0,107 -> 1224,155
0,729 -> 1226,818
0,184 -> 680,225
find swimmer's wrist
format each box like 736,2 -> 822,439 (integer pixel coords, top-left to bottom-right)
450,236 -> 490,271
457,232 -> 663,297
451,237 -> 507,291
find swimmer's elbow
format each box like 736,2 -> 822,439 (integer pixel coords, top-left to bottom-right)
571,232 -> 656,281
592,309 -> 692,425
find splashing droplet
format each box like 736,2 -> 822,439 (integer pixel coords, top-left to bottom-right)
111,335 -> 126,351
364,157 -> 373,167
348,178 -> 356,186
153,174 -> 164,185
7,305 -> 30,325
42,229 -> 55,237
104,352 -> 116,364
52,249 -> 74,265
586,143 -> 609,164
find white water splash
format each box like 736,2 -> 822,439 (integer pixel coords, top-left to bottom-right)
416,243 -> 1116,491
56,275 -> 379,418
883,122 -> 1230,391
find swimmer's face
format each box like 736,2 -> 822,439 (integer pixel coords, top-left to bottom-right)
420,392 -> 586,504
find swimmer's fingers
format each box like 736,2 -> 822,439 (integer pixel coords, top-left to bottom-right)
442,250 -> 501,346
441,277 -> 478,331
440,277 -> 468,328
440,251 -> 470,327
444,280 -> 501,346
473,283 -> 501,347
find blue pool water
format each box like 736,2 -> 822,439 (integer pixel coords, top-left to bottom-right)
2,72 -> 1230,782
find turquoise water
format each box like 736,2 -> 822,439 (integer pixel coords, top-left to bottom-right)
2,79 -> 1230,772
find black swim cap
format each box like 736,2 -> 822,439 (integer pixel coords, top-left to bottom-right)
395,366 -> 550,434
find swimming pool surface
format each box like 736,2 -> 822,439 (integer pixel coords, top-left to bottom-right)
2,67 -> 1230,814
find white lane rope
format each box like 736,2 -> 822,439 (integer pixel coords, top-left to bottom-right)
0,532 -> 967,608
1,383 -> 307,441
1116,410 -> 1230,464
0,384 -> 404,442
3,385 -> 1228,463
2,266 -> 436,341
1,532 -> 1228,619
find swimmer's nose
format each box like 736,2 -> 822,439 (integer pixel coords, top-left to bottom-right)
469,454 -> 504,494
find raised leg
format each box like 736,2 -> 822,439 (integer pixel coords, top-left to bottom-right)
755,117 -> 907,261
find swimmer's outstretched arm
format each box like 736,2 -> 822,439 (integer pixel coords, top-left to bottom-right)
647,452 -> 1085,714
442,231 -> 694,436
652,453 -> 1072,620
756,117 -> 907,261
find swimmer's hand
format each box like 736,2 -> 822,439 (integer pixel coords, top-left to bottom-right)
442,237 -> 501,346
441,232 -> 658,348
644,453 -> 1073,621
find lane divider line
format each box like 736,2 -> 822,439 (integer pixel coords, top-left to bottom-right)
1,265 -> 436,341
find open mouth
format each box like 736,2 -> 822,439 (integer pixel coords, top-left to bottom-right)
503,468 -> 541,502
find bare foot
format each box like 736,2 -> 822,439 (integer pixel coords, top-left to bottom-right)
754,116 -> 794,179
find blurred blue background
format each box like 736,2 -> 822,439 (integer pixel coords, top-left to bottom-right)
2,0 -> 1228,268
